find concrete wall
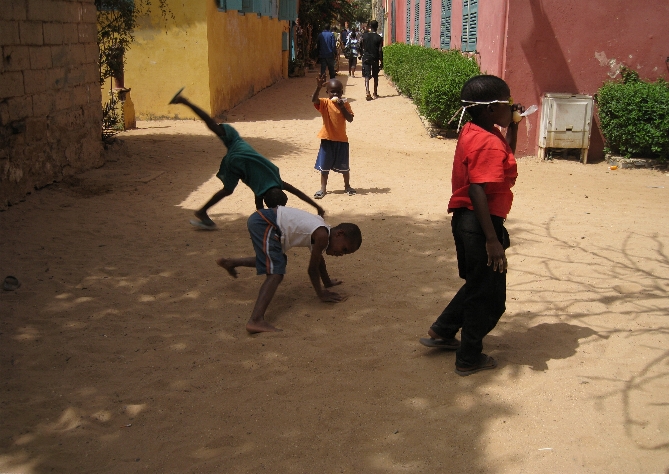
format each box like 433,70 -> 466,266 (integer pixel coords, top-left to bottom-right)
126,3 -> 211,120
503,0 -> 669,160
124,1 -> 289,121
0,0 -> 102,208
206,1 -> 287,118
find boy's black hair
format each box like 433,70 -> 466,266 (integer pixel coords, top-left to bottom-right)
370,20 -> 379,30
332,223 -> 362,250
263,187 -> 288,208
461,75 -> 510,119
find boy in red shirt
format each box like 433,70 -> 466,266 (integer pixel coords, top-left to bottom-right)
311,74 -> 355,199
419,75 -> 524,376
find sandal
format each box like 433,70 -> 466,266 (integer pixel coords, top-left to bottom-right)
419,337 -> 460,349
455,354 -> 497,376
345,188 -> 356,196
314,190 -> 325,199
366,94 -> 373,101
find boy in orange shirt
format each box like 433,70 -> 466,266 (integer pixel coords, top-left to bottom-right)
311,74 -> 355,199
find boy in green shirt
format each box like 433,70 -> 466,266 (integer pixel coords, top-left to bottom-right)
170,88 -> 324,229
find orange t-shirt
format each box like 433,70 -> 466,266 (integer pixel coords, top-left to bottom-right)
314,98 -> 353,142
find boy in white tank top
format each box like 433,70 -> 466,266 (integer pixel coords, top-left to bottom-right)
217,206 -> 362,333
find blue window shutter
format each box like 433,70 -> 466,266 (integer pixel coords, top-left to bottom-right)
413,0 -> 419,44
241,0 -> 254,13
226,0 -> 242,10
461,0 -> 478,52
424,0 -> 432,46
406,0 -> 411,43
279,0 -> 297,20
440,0 -> 451,49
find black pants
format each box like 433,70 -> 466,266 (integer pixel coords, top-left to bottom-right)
320,57 -> 336,79
431,209 -> 509,367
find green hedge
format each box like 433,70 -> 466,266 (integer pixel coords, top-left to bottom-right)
383,43 -> 481,129
596,68 -> 669,159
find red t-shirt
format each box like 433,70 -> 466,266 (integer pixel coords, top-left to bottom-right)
447,122 -> 518,219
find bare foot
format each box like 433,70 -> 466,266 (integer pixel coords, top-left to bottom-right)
216,258 -> 238,278
246,320 -> 282,333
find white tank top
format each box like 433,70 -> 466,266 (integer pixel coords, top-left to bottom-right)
276,206 -> 330,252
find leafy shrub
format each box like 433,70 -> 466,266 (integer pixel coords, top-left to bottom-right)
383,43 -> 480,129
596,68 -> 669,159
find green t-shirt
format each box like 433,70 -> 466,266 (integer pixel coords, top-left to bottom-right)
216,124 -> 282,197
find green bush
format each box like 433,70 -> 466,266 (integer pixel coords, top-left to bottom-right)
383,43 -> 480,129
596,68 -> 669,159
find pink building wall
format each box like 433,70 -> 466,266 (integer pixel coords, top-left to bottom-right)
504,0 -> 669,160
384,0 -> 669,161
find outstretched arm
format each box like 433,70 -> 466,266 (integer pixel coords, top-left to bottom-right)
312,74 -> 327,104
308,227 -> 346,302
282,181 -> 325,216
170,93 -> 227,138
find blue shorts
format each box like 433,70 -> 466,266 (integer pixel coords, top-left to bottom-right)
247,209 -> 287,275
314,139 -> 350,173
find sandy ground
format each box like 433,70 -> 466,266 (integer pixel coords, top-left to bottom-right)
1,65 -> 669,474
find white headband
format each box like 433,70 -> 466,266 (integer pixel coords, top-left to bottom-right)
447,99 -> 512,132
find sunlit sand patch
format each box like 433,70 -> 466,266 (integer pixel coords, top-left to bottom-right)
55,293 -> 72,299
0,452 -> 41,474
159,271 -> 173,277
170,342 -> 187,351
90,410 -> 112,422
47,407 -> 83,432
241,359 -> 260,370
14,326 -> 39,341
63,321 -> 86,329
90,308 -> 120,320
123,404 -> 146,417
403,397 -> 430,410
13,433 -> 36,446
217,331 -> 235,340
454,393 -> 476,410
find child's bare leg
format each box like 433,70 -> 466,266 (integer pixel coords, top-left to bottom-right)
247,274 -> 284,333
216,256 -> 255,278
195,188 -> 229,225
320,172 -> 329,193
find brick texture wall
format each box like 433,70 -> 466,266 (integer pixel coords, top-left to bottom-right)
1,0 -> 102,209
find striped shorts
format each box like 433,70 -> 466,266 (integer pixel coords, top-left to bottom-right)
247,209 -> 287,275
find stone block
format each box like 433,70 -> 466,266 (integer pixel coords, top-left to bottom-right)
48,66 -> 65,89
81,2 -> 97,23
51,44 -> 69,67
43,22 -> 64,45
84,42 -> 99,63
2,45 -> 31,72
66,43 -> 86,65
23,68 -> 47,94
0,21 -> 21,45
84,64 -> 100,85
31,90 -> 56,116
54,87 -> 73,111
64,65 -> 85,87
0,0 -> 27,21
29,45 -> 52,69
7,95 -> 33,121
25,116 -> 47,143
72,83 -> 89,106
78,23 -> 96,43
19,21 -> 43,45
27,0 -> 58,22
0,101 -> 10,125
62,22 -> 79,44
0,71 -> 25,98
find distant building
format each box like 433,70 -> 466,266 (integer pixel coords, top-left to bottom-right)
381,0 -> 669,160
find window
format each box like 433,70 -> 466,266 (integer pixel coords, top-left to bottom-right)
413,0 -> 419,44
440,0 -> 451,49
461,0 -> 477,52
406,0 -> 411,43
424,0 -> 432,46
279,0 -> 297,21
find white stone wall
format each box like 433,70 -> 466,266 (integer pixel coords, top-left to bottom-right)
0,0 -> 102,208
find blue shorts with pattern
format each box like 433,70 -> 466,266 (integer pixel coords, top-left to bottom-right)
247,209 -> 287,275
314,139 -> 350,173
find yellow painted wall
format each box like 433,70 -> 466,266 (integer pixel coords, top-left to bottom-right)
122,1 -> 290,120
125,3 -> 210,120
206,2 -> 289,117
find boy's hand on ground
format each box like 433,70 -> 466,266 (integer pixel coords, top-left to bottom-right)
319,290 -> 347,303
324,279 -> 342,288
486,240 -> 507,273
316,206 -> 325,217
